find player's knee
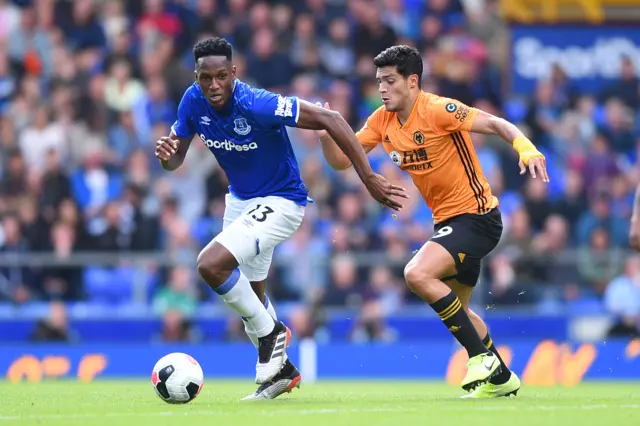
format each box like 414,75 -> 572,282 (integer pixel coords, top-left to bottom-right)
403,263 -> 435,293
196,245 -> 235,287
196,249 -> 218,284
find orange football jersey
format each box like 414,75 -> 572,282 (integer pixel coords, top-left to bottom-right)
356,92 -> 499,223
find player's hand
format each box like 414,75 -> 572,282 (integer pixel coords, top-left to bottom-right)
314,102 -> 330,138
364,173 -> 408,211
155,136 -> 179,161
519,156 -> 549,182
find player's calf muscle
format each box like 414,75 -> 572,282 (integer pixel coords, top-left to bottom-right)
196,242 -> 238,288
250,280 -> 266,304
466,308 -> 489,338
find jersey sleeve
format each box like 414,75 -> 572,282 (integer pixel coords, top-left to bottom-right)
171,89 -> 196,138
355,109 -> 384,148
429,97 -> 479,134
249,89 -> 300,127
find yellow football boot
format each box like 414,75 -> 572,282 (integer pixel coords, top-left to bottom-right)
461,372 -> 521,398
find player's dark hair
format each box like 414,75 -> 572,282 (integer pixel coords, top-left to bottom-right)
193,37 -> 233,64
373,45 -> 423,86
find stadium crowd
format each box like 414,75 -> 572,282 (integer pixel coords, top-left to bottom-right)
0,0 -> 639,340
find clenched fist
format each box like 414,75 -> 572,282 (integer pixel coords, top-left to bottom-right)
155,136 -> 179,161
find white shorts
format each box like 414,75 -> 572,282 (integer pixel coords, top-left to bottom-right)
212,192 -> 305,281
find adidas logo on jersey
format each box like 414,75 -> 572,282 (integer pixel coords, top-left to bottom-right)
199,134 -> 258,152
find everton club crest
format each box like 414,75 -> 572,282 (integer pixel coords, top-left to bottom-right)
233,117 -> 252,136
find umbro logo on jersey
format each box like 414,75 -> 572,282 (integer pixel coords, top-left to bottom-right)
383,135 -> 391,143
200,116 -> 211,125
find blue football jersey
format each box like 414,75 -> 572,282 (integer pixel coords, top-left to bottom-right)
171,80 -> 309,205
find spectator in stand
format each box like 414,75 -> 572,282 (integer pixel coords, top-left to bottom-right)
605,256 -> 640,338
0,0 -> 639,340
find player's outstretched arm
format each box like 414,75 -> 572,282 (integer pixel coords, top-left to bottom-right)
312,103 -> 374,170
630,184 -> 640,251
470,110 -> 549,182
296,100 -> 407,210
296,100 -> 373,177
317,131 -> 355,171
155,130 -> 193,172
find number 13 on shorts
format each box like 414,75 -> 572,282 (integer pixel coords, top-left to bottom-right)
213,195 -> 306,267
246,204 -> 275,223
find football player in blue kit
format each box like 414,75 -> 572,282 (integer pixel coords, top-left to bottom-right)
155,37 -> 407,400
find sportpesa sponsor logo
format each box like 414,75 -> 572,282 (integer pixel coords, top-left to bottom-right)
513,36 -> 640,80
199,134 -> 258,151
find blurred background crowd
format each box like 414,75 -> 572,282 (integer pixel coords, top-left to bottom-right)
1,0 -> 639,342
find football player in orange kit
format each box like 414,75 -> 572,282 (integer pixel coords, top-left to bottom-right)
317,45 -> 548,398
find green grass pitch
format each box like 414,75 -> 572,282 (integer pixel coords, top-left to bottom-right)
0,380 -> 639,426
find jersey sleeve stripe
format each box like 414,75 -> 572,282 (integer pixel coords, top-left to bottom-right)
455,132 -> 488,213
451,132 -> 486,214
455,132 -> 489,211
294,97 -> 300,124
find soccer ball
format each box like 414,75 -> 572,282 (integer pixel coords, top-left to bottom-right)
151,353 -> 204,404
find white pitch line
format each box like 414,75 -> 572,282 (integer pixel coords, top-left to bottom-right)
0,404 -> 639,421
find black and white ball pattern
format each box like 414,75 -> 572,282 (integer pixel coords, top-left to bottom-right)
151,353 -> 204,404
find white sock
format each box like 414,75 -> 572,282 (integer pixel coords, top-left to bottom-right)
243,320 -> 260,348
214,269 -> 274,338
244,295 -> 278,348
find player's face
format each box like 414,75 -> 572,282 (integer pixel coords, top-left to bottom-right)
196,56 -> 236,109
376,66 -> 413,112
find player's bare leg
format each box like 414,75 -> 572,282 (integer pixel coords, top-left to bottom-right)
251,280 -> 267,305
404,241 -> 500,391
242,279 -> 301,400
197,242 -> 290,383
446,280 -> 520,397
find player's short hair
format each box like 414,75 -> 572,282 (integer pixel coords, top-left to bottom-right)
193,37 -> 233,64
373,45 -> 423,86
